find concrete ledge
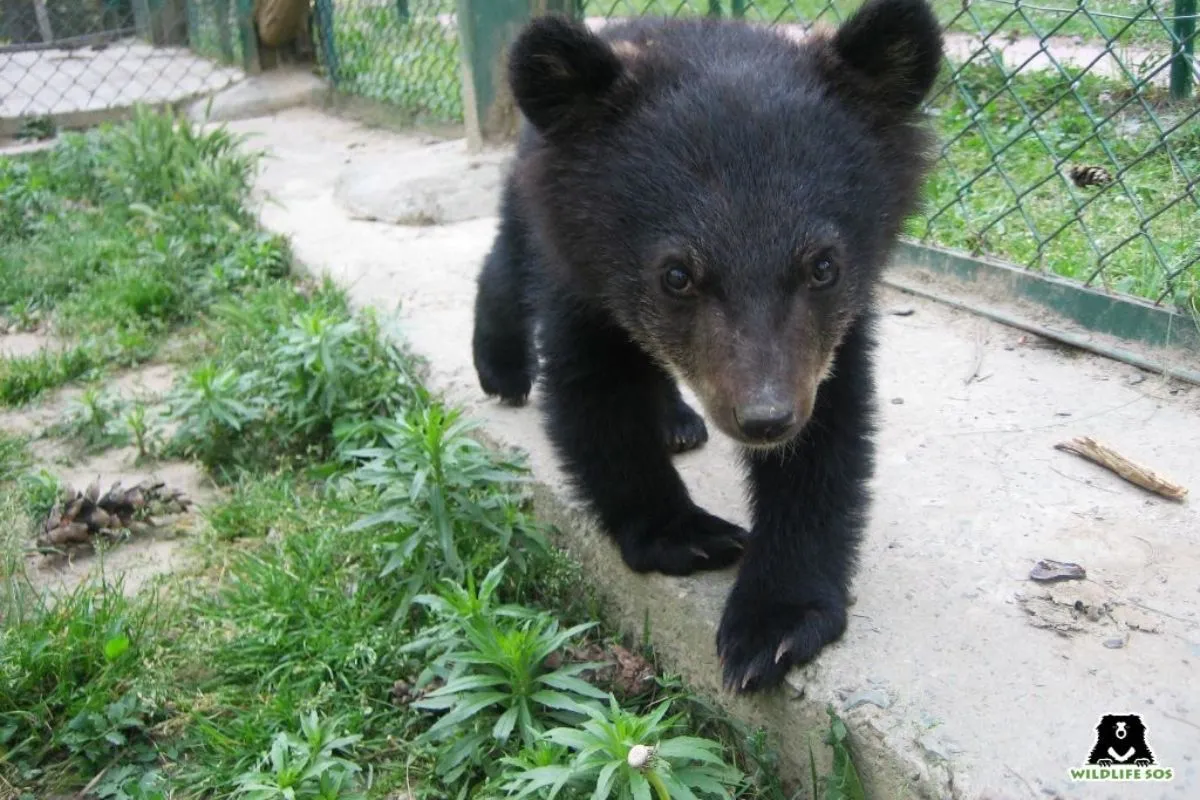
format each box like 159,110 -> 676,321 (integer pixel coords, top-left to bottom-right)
186,68 -> 330,124
225,107 -> 1200,800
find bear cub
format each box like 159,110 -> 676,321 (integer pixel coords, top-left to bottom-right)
472,0 -> 944,692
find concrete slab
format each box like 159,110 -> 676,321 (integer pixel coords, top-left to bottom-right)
1,37 -> 242,131
224,107 -> 1200,800
184,67 -> 328,124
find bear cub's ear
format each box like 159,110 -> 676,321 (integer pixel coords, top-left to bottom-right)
828,0 -> 944,113
508,14 -> 633,137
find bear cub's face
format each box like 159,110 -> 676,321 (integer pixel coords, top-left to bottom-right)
509,0 -> 944,446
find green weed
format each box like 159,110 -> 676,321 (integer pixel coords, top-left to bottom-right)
163,290 -> 421,476
817,708 -> 866,800
50,385 -> 131,452
402,563 -> 608,784
495,696 -> 745,800
233,712 -> 367,800
120,402 -> 166,463
345,406 -> 546,613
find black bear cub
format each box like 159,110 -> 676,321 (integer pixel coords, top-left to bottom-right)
472,0 -> 944,692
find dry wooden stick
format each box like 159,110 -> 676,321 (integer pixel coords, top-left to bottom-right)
1054,436 -> 1188,502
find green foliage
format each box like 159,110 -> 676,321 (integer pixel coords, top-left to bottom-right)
0,106 -> 278,406
120,401 -> 166,462
0,575 -> 167,788
0,344 -> 105,407
233,712 -> 367,800
821,709 -> 866,800
496,697 -> 744,800
345,406 -> 547,613
50,385 -> 132,451
0,431 -> 31,482
164,361 -> 265,469
60,691 -> 159,773
163,292 -> 421,475
403,563 -> 608,784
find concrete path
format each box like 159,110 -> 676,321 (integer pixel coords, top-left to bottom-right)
224,107 -> 1200,800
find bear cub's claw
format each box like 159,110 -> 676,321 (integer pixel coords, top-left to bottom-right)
664,398 -> 709,454
618,507 -> 747,576
716,586 -> 849,693
476,358 -> 534,406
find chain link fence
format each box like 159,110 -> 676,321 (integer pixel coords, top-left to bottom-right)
312,0 -> 461,120
1,0 -> 247,135
310,0 -> 1198,320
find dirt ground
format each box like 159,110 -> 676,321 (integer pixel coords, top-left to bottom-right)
0,361 -> 216,596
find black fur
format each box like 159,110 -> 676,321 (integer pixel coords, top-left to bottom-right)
471,0 -> 944,693
1087,715 -> 1155,767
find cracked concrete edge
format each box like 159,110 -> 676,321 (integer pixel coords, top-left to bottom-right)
276,249 -> 951,799
184,69 -> 331,125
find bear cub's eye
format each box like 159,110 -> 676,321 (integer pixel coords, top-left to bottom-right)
808,257 -> 839,290
661,262 -> 696,296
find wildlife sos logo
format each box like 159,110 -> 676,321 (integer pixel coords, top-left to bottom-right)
1068,714 -> 1174,783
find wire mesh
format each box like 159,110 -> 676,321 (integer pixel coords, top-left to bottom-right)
577,1 -> 1200,314
306,0 -> 1197,318
312,0 -> 461,122
1,0 -> 246,132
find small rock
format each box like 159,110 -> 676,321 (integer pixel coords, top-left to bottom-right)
918,734 -> 961,762
1103,637 -> 1127,649
890,307 -> 916,316
844,688 -> 892,711
891,397 -> 905,405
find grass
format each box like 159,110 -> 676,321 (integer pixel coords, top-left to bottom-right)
0,110 -> 869,798
0,106 -> 286,407
325,0 -> 463,122
599,0 -> 1194,46
916,60 -> 1200,314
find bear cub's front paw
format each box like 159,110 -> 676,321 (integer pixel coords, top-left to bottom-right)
474,348 -> 534,406
716,582 -> 849,693
617,506 -> 746,576
663,397 -> 708,454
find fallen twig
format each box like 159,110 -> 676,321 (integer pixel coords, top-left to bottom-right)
1054,436 -> 1188,502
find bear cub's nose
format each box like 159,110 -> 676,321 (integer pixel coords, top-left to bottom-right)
734,404 -> 796,441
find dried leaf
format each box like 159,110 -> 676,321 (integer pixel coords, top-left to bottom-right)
1029,559 -> 1086,583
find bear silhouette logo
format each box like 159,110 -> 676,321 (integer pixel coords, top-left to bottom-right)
1086,714 -> 1155,767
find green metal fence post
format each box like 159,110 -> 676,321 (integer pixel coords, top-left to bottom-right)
730,0 -> 745,18
314,0 -> 340,84
236,0 -> 261,73
1170,0 -> 1196,100
457,1 -> 576,151
132,0 -> 188,46
396,0 -> 409,22
708,1 -> 723,17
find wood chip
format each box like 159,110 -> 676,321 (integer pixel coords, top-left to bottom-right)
1054,436 -> 1187,502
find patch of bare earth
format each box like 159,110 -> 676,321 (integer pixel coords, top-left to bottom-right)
1,361 -> 221,596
